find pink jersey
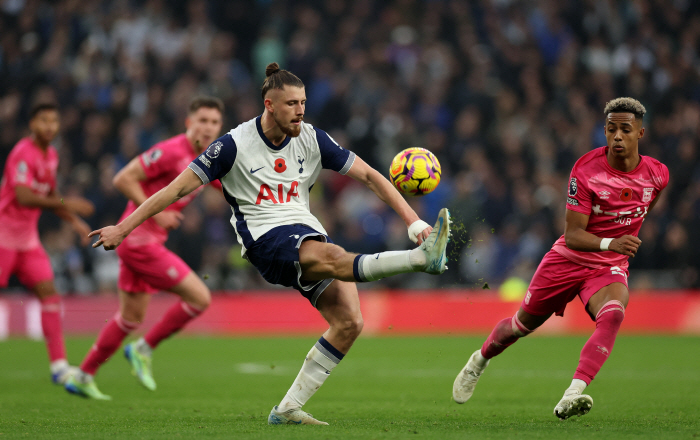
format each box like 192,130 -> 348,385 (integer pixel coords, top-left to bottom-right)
119,134 -> 218,247
0,137 -> 58,250
552,146 -> 669,270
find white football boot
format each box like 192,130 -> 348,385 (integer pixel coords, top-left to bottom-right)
51,360 -> 79,385
420,208 -> 451,274
268,406 -> 328,425
553,391 -> 594,419
453,349 -> 489,404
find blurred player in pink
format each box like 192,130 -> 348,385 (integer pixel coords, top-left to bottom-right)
453,97 -> 669,419
0,103 -> 94,385
65,96 -> 224,400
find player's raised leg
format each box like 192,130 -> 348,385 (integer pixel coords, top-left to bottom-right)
554,283 -> 627,419
299,208 -> 451,284
268,280 -> 362,426
66,290 -> 148,400
125,272 -> 210,391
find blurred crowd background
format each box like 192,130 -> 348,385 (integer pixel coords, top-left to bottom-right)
1,0 -> 699,295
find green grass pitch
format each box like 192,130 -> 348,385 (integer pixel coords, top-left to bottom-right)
1,335 -> 698,439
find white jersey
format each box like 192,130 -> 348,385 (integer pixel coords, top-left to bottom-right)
188,115 -> 355,255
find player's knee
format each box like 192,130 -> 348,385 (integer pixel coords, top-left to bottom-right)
122,308 -> 147,324
336,315 -> 364,341
595,300 -> 625,327
195,288 -> 212,310
324,244 -> 350,271
33,282 -> 56,299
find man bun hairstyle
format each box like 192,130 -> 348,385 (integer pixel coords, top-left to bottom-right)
604,97 -> 646,121
261,62 -> 305,100
188,95 -> 224,114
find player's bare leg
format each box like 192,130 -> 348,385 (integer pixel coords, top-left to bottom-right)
32,280 -> 77,385
126,272 -> 211,391
453,308 -> 548,403
269,280 -> 362,425
554,283 -> 628,420
299,208 -> 451,283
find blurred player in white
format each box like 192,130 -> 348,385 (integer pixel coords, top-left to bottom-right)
65,97 -> 224,400
89,63 -> 451,424
453,97 -> 669,419
0,103 -> 94,384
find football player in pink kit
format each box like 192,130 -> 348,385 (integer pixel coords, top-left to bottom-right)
0,103 -> 95,385
65,96 -> 224,400
453,97 -> 669,419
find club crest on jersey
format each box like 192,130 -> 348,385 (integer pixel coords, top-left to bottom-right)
206,141 -> 222,159
598,190 -> 610,200
620,187 -> 633,202
142,149 -> 162,166
297,155 -> 305,173
568,178 -> 578,196
642,188 -> 653,203
274,158 -> 287,173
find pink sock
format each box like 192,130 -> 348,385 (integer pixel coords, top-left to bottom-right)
81,312 -> 140,375
144,301 -> 204,349
40,295 -> 66,362
574,300 -> 625,384
481,313 -> 532,359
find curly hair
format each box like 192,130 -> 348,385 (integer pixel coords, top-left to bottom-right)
603,97 -> 646,121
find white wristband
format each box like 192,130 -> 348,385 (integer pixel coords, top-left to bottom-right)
600,238 -> 613,251
408,220 -> 430,244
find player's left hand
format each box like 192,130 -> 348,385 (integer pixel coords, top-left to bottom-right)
609,235 -> 642,257
89,225 -> 126,250
408,220 -> 432,245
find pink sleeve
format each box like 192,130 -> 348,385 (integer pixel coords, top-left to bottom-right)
565,164 -> 592,215
659,163 -> 670,190
139,145 -> 173,179
7,149 -> 34,188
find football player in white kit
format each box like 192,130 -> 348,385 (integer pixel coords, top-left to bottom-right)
89,63 -> 451,425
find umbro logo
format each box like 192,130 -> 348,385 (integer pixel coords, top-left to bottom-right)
598,190 -> 610,200
250,166 -> 264,174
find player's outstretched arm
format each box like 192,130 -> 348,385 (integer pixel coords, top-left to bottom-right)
90,168 -> 203,250
113,155 -> 183,230
15,185 -> 94,216
345,156 -> 431,244
564,209 -> 641,257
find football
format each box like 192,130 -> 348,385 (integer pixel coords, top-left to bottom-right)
389,147 -> 442,196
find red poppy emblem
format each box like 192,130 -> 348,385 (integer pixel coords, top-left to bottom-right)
620,187 -> 633,202
274,158 -> 287,173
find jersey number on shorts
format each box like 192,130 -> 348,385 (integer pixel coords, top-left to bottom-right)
610,266 -> 627,279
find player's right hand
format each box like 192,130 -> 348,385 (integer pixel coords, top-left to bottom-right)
610,235 -> 642,257
154,210 -> 184,230
63,196 -> 95,217
89,225 -> 126,250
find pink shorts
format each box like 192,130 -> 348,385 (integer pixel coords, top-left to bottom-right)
0,245 -> 54,289
523,250 -> 629,319
116,242 -> 191,294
